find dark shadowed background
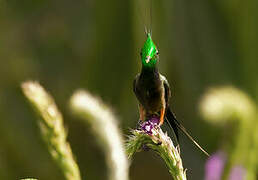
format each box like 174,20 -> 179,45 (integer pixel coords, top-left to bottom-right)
0,0 -> 257,179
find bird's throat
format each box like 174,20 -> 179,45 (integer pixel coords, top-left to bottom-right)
140,66 -> 160,83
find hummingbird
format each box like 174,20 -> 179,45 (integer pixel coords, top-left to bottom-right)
133,32 -> 209,156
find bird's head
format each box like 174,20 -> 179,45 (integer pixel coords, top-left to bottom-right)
140,33 -> 159,68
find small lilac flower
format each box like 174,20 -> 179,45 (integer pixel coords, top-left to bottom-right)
140,116 -> 159,135
229,165 -> 245,180
205,151 -> 226,180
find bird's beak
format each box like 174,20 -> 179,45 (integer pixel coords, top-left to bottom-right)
145,56 -> 151,63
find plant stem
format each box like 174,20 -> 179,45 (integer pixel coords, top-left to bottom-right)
126,128 -> 187,180
22,81 -> 81,180
70,90 -> 129,180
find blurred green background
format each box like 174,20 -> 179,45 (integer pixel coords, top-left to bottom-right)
0,0 -> 257,179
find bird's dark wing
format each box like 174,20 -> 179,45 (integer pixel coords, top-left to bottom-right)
160,75 -> 179,140
133,74 -> 139,94
133,74 -> 143,105
161,74 -> 171,106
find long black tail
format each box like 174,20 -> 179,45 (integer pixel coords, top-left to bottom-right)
165,107 -> 210,157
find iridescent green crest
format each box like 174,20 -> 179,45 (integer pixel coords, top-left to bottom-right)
141,33 -> 159,68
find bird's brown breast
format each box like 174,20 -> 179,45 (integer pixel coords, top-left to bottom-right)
136,75 -> 165,114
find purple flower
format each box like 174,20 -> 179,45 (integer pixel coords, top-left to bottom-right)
205,151 -> 226,180
229,165 -> 245,180
140,116 -> 159,135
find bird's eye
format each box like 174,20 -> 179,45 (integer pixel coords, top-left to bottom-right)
155,51 -> 159,59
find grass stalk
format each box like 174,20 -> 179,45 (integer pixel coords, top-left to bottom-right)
21,81 -> 81,180
199,86 -> 257,179
70,90 -> 129,180
126,127 -> 187,180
